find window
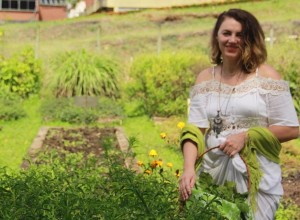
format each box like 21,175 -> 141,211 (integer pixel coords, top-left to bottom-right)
40,0 -> 65,5
0,0 -> 36,11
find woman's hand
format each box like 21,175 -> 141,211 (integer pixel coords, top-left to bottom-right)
179,168 -> 196,201
219,132 -> 246,157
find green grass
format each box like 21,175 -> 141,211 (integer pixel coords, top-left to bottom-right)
122,116 -> 184,171
0,96 -> 41,169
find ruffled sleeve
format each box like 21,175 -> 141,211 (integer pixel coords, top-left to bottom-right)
261,79 -> 299,126
188,83 -> 210,128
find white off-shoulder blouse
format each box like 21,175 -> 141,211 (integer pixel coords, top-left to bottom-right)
188,69 -> 299,219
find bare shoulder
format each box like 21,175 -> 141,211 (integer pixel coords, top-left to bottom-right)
195,67 -> 214,84
258,64 -> 282,80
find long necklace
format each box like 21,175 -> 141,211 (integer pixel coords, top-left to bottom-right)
212,66 -> 242,138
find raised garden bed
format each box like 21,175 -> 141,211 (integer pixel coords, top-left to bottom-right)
21,126 -> 135,170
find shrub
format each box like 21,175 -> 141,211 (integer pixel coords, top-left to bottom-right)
0,144 -> 181,219
49,50 -> 120,98
40,97 -> 124,124
281,62 -> 300,115
126,51 -> 210,117
0,48 -> 41,98
0,88 -> 26,121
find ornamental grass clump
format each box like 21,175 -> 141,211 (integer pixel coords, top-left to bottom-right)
49,49 -> 120,98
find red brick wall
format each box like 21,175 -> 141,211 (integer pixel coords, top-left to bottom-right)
85,0 -> 94,8
0,11 -> 39,21
38,5 -> 67,21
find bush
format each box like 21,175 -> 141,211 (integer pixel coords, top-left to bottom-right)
0,48 -> 41,98
0,89 -> 26,121
0,146 -> 181,219
40,97 -> 124,124
281,62 -> 300,115
126,51 -> 210,117
49,50 -> 120,98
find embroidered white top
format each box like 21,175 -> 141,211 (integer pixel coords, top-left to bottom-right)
188,68 -> 299,197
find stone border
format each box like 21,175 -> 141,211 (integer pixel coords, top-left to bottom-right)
21,126 -> 139,171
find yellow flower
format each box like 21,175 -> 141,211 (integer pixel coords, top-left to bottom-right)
145,170 -> 152,175
156,159 -> 163,167
160,132 -> 167,139
149,149 -> 158,157
167,162 -> 173,168
175,169 -> 180,178
137,161 -> 143,166
177,122 -> 185,129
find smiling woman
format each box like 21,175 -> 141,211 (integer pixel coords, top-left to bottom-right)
179,8 -> 299,220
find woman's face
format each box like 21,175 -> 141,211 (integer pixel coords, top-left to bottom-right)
217,17 -> 243,61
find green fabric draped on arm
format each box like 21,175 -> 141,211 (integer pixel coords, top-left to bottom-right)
179,123 -> 205,157
244,126 -> 281,163
241,126 -> 282,211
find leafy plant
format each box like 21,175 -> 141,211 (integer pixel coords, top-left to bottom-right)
281,62 -> 300,115
0,48 -> 41,98
126,51 -> 210,117
40,97 -> 124,124
0,88 -> 26,121
184,172 -> 252,220
50,50 -> 120,98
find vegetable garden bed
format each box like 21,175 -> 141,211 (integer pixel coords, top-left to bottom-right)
21,126 -> 134,170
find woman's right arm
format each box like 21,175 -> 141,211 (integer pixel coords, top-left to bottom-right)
179,141 -> 198,200
179,67 -> 211,200
179,128 -> 206,201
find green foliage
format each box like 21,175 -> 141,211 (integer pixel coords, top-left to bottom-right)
185,172 -> 252,220
275,199 -> 300,220
126,51 -> 210,117
0,143 -> 180,219
0,88 -> 26,121
40,98 -> 98,124
281,62 -> 300,115
0,48 -> 41,98
40,97 -> 124,124
50,50 -> 120,98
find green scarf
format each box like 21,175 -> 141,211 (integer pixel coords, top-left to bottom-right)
180,124 -> 282,211
241,126 -> 282,211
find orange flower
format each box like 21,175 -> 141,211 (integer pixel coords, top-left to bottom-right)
137,161 -> 143,166
145,170 -> 152,175
156,159 -> 163,167
150,160 -> 158,169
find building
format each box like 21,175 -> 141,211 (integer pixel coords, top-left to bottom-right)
0,0 -> 228,22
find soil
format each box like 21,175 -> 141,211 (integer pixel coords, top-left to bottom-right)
282,171 -> 300,206
41,127 -> 118,157
24,127 -> 300,207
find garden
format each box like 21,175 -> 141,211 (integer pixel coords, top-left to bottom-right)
0,0 -> 300,219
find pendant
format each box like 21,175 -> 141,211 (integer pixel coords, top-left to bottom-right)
213,110 -> 223,138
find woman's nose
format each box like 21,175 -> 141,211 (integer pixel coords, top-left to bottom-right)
228,35 -> 238,43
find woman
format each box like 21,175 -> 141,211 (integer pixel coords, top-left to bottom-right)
179,8 -> 299,219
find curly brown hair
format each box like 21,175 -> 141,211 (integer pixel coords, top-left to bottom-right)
210,9 -> 267,73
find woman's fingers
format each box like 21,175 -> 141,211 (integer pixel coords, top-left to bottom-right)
219,132 -> 246,157
179,173 -> 195,200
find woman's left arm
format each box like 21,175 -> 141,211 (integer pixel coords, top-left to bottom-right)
268,125 -> 299,143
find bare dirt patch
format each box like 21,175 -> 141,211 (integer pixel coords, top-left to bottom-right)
282,171 -> 300,206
